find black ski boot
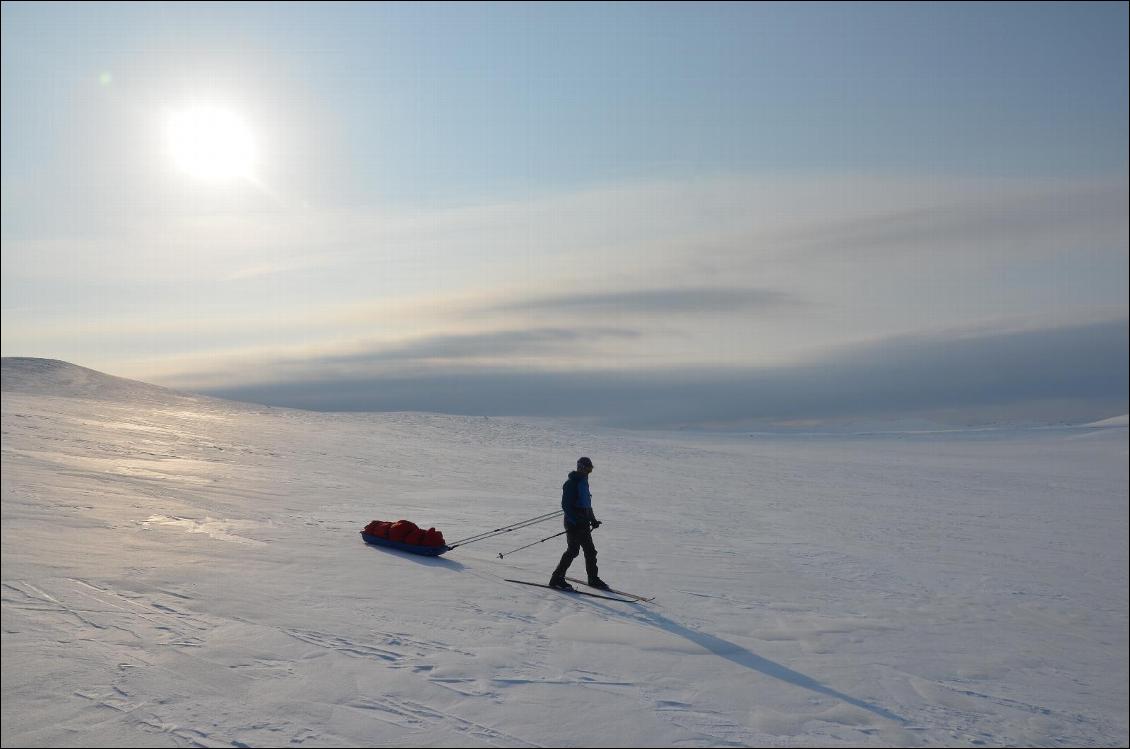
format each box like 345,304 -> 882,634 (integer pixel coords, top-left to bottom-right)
549,576 -> 574,591
587,577 -> 610,590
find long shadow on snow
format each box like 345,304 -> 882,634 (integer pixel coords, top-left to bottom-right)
362,545 -> 466,570
602,602 -> 906,725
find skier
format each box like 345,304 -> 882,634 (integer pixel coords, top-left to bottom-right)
549,456 -> 609,591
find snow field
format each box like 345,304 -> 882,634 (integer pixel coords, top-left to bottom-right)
2,362 -> 1127,746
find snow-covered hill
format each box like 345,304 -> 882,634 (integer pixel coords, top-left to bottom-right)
2,358 -> 1127,747
2,358 -> 208,405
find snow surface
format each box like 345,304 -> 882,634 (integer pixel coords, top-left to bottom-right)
2,359 -> 1127,747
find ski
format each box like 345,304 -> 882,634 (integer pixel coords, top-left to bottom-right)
504,579 -> 637,603
566,577 -> 655,602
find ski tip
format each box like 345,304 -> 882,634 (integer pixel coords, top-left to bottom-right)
563,577 -> 654,602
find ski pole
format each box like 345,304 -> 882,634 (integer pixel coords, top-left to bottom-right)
447,510 -> 563,549
497,529 -> 569,559
449,511 -> 561,546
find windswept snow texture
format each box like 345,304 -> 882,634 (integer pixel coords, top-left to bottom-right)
3,359 -> 1127,747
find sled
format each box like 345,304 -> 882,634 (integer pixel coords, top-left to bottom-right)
361,531 -> 452,557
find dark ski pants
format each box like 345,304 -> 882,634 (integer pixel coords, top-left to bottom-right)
552,522 -> 598,582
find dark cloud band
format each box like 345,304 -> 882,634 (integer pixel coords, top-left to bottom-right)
202,318 -> 1129,429
489,287 -> 797,316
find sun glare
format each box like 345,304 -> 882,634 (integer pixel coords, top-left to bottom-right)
167,106 -> 256,181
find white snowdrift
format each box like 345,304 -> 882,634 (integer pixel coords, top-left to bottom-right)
1085,414 -> 1130,428
3,359 -> 1127,747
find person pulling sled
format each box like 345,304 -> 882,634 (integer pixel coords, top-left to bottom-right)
549,457 -> 609,591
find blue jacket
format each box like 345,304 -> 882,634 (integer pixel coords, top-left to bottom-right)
561,471 -> 595,526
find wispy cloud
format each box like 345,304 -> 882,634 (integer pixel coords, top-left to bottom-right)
320,327 -> 642,365
760,179 -> 1128,262
488,286 -> 799,317
150,325 -> 645,390
7,175 -> 1123,284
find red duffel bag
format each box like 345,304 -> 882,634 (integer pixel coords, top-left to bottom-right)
364,520 -> 393,538
388,519 -> 418,542
422,528 -> 446,547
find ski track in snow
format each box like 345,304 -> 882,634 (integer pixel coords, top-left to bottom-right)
2,362 -> 1128,747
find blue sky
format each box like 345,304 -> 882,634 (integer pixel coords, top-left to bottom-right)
2,2 -> 1127,428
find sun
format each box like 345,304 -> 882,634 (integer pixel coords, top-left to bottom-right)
166,106 -> 256,181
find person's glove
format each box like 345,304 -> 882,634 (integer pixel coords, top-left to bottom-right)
590,519 -> 602,530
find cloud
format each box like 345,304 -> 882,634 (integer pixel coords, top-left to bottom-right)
488,286 -> 799,317
8,175 -> 1122,288
765,179 -> 1129,261
6,174 -> 1125,398
319,326 -> 642,365
197,317 -> 1129,429
145,325 -> 645,390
